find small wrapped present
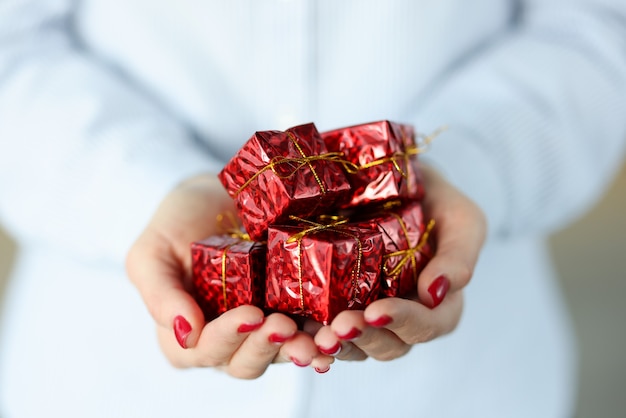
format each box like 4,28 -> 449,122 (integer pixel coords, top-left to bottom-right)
265,216 -> 384,324
321,120 -> 425,207
191,233 -> 266,320
218,123 -> 352,241
360,201 -> 435,298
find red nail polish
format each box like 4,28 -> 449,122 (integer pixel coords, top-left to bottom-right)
315,366 -> 331,374
318,342 -> 342,356
366,315 -> 392,328
237,321 -> 263,333
173,315 -> 192,349
268,333 -> 291,344
428,275 -> 450,308
337,327 -> 362,341
291,357 -> 311,367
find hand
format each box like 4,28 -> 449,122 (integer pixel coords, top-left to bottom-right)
310,165 -> 487,361
126,174 -> 333,378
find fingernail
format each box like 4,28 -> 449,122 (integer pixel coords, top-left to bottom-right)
268,333 -> 292,344
315,366 -> 331,374
366,315 -> 392,328
428,275 -> 450,309
173,315 -> 192,349
291,357 -> 311,367
337,327 -> 362,341
318,342 -> 342,356
237,320 -> 264,333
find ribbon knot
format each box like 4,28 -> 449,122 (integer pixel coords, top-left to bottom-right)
235,132 -> 358,196
286,215 -> 363,310
383,218 -> 436,282
216,212 -> 254,310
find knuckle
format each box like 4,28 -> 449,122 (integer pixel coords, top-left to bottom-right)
197,352 -> 224,368
124,245 -> 141,284
166,356 -> 188,369
456,262 -> 474,286
228,365 -> 266,380
337,344 -> 368,362
405,327 -> 437,345
370,346 -> 410,362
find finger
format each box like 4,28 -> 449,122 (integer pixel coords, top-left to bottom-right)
225,313 -> 298,379
418,167 -> 486,308
313,326 -> 343,357
158,305 -> 265,369
329,310 -> 410,361
327,311 -> 368,361
363,292 -> 464,345
309,355 -> 335,374
126,231 -> 208,349
277,331 -> 328,368
313,320 -> 367,362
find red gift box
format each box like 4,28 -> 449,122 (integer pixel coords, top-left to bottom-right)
265,217 -> 384,325
361,201 -> 435,298
321,120 -> 425,207
218,123 -> 352,241
191,235 -> 266,320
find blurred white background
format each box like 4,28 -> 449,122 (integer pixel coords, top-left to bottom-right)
1,163 -> 625,417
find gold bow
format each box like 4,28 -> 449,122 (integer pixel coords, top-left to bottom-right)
286,215 -> 363,310
383,217 -> 436,283
215,212 -> 254,310
234,132 -> 358,196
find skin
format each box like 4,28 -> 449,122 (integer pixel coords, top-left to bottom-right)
126,165 -> 486,377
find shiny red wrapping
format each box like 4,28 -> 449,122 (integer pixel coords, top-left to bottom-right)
265,222 -> 383,325
218,123 -> 351,241
321,120 -> 425,207
191,236 -> 266,320
361,201 -> 435,298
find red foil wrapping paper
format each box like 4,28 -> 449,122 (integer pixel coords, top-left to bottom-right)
362,201 -> 435,298
265,219 -> 384,325
321,120 -> 425,208
218,123 -> 352,241
191,235 -> 266,320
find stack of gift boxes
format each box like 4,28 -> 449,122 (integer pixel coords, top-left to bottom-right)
191,121 -> 436,325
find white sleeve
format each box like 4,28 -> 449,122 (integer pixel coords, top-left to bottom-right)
417,0 -> 626,237
0,0 -> 223,263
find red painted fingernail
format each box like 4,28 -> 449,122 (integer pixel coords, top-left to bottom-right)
428,275 -> 450,309
237,321 -> 264,333
268,333 -> 291,344
318,342 -> 342,356
366,315 -> 392,328
291,357 -> 311,367
173,315 -> 192,349
315,366 -> 331,374
337,327 -> 362,341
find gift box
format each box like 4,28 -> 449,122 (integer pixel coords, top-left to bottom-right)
360,201 -> 435,298
265,217 -> 384,324
321,120 -> 425,207
218,123 -> 352,241
191,235 -> 266,320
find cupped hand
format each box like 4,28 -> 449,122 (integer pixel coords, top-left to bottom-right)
126,174 -> 333,378
311,165 -> 487,361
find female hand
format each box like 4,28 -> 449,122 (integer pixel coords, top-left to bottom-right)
311,165 -> 487,361
126,174 -> 333,378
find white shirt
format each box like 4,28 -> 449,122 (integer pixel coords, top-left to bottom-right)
1,1 -> 625,417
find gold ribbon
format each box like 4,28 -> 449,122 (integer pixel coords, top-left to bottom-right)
383,218 -> 436,283
216,212 -> 251,241
356,144 -> 419,178
349,126 -> 447,178
215,212 -> 254,311
286,215 -> 363,310
234,132 -> 358,196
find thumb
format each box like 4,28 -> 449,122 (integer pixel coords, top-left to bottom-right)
126,231 -> 205,349
417,166 -> 487,308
